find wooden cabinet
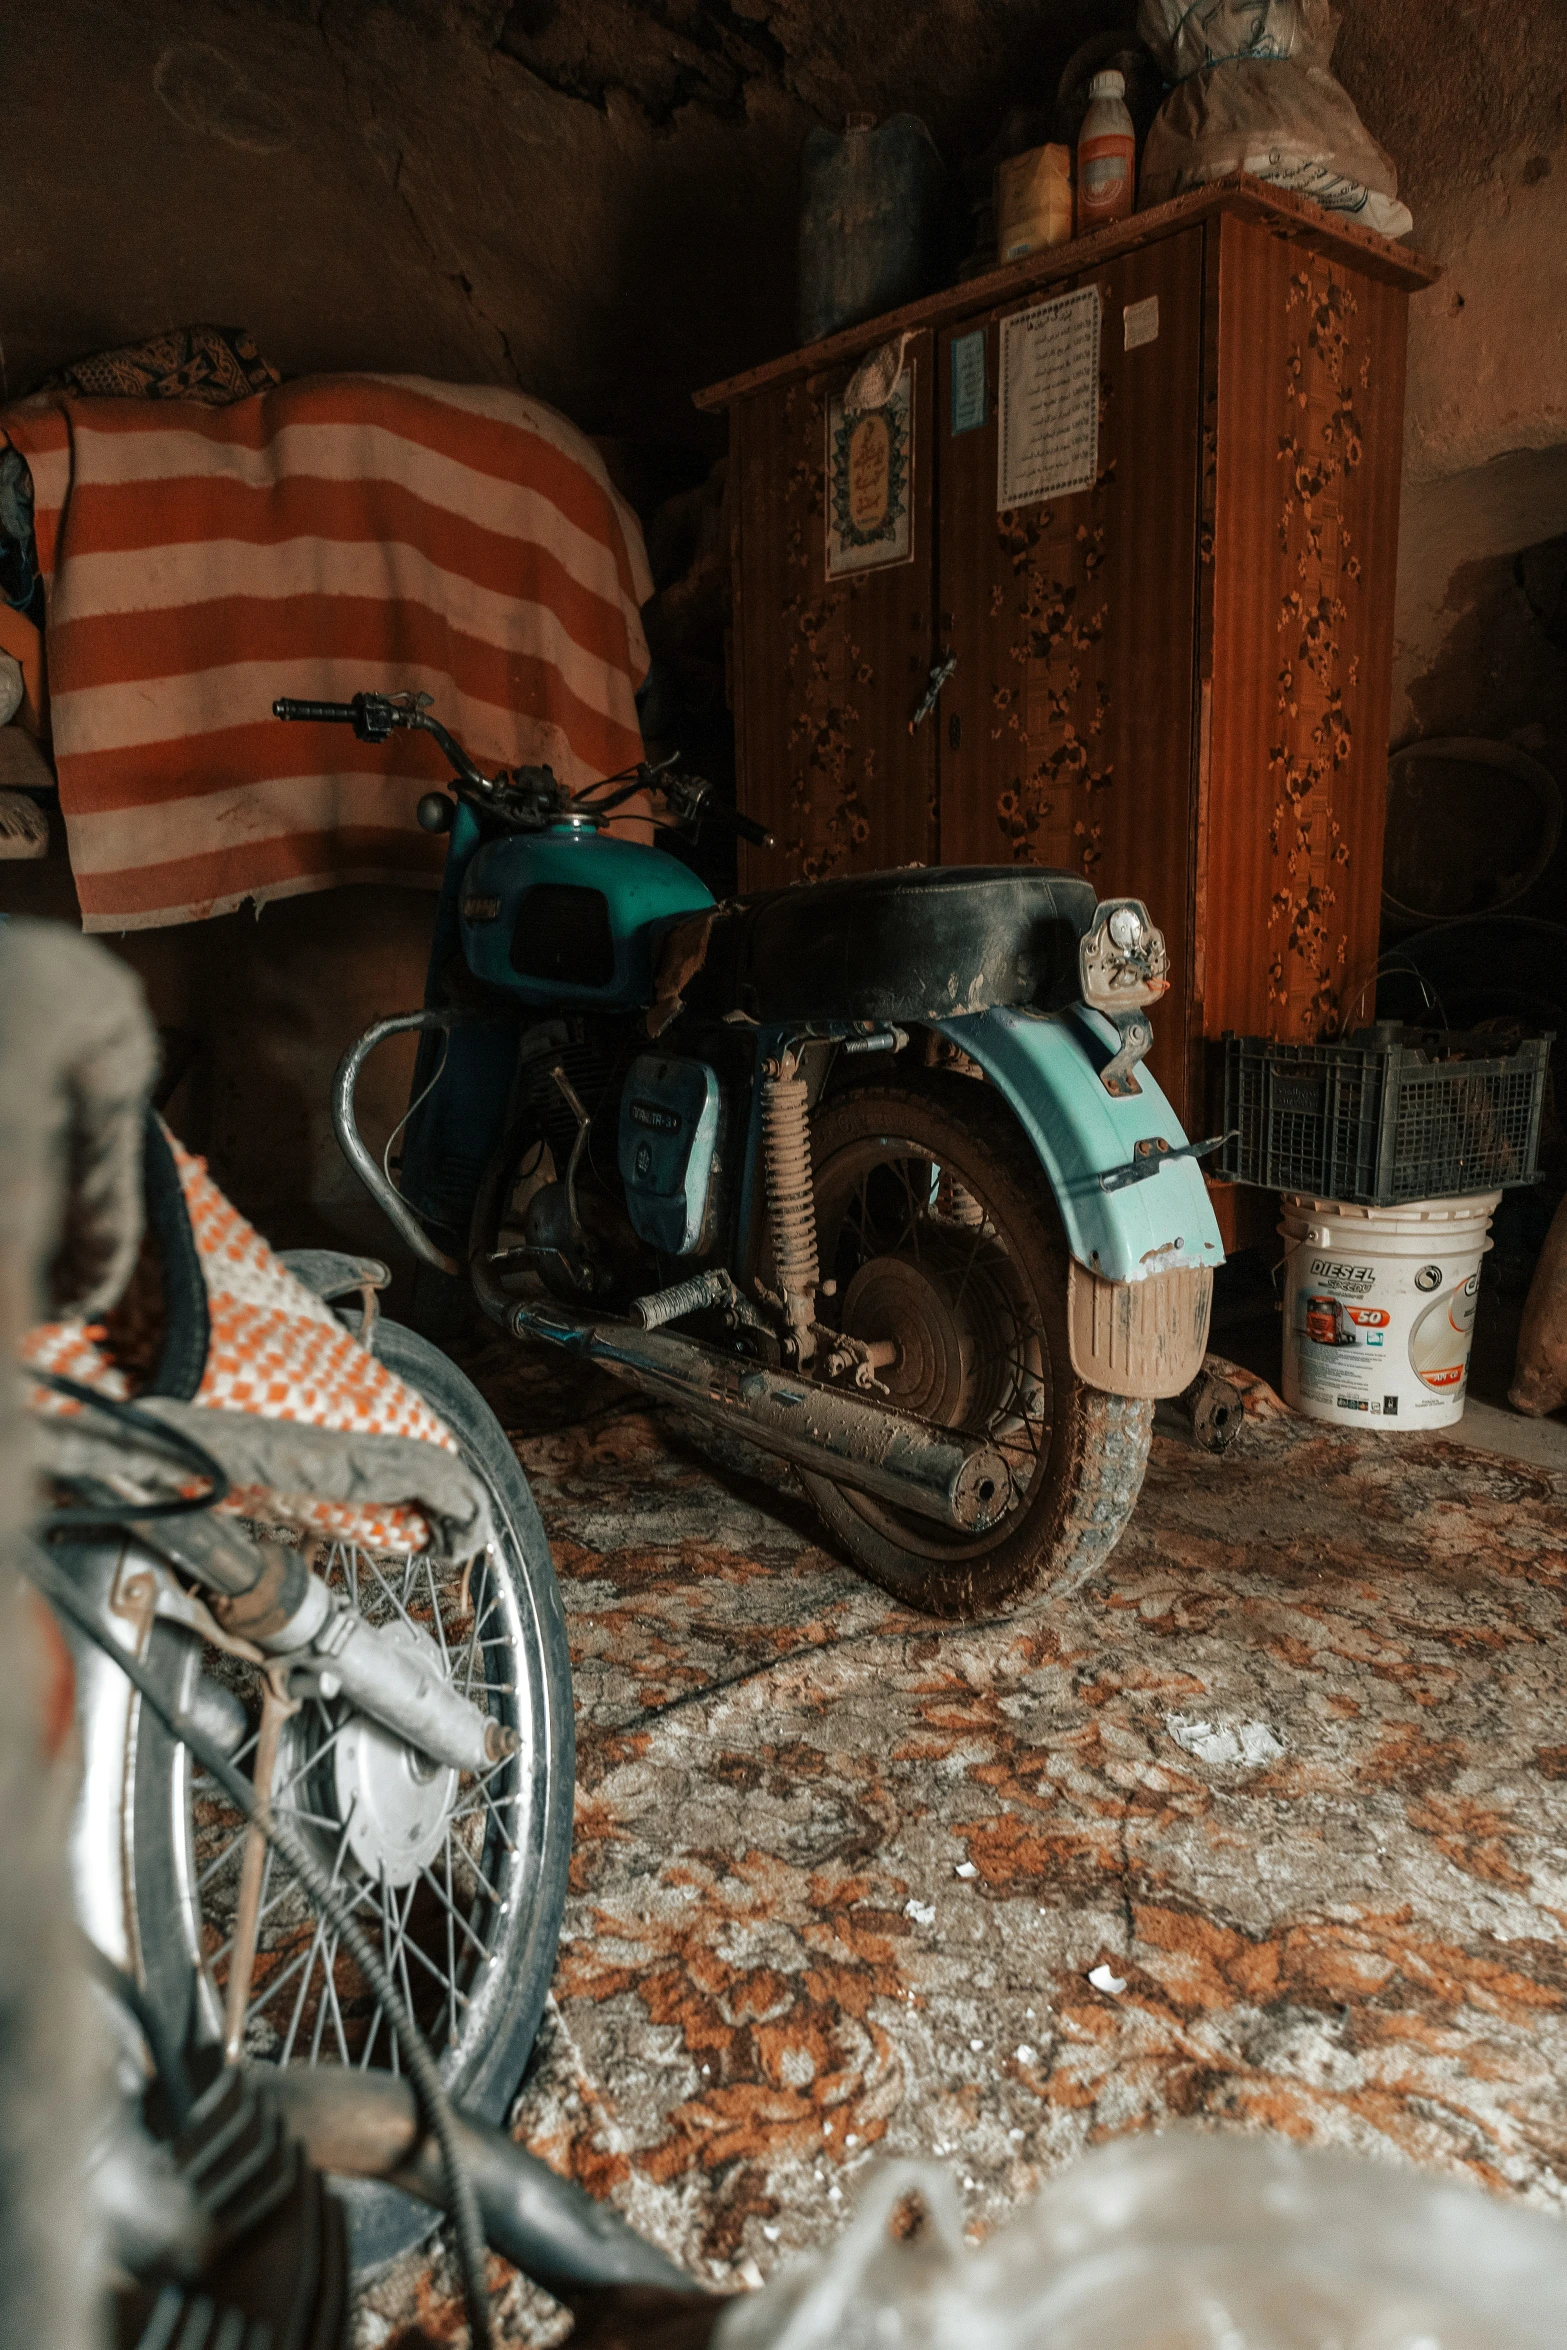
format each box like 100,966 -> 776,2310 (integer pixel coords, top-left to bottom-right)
698,181 -> 1436,1242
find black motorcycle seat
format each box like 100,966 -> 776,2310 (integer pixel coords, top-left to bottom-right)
679,865 -> 1099,1027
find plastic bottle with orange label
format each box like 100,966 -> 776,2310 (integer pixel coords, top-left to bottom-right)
1076,68 -> 1135,232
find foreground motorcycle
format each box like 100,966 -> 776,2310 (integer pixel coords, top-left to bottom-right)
55,1306 -> 573,2273
280,692 -> 1225,1618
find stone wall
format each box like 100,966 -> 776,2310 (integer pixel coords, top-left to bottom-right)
1335,0 -> 1567,745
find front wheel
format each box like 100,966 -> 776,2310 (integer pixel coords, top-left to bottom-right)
800,1073 -> 1153,1619
68,1319 -> 574,2274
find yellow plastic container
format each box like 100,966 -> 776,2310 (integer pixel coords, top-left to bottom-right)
996,143 -> 1073,263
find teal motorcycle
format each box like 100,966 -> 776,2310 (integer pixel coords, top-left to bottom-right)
276,692 -> 1225,1620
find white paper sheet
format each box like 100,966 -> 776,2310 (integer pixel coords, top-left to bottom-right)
996,285 -> 1102,510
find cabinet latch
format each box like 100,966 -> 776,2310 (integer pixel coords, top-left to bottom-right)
908,652 -> 957,734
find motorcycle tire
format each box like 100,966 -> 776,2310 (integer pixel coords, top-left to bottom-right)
66,1319 -> 574,2277
799,1071 -> 1153,1620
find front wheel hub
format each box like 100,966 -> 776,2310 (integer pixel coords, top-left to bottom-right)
286,1620 -> 459,1889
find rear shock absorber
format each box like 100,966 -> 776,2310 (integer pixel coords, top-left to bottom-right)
761,1045 -> 820,1364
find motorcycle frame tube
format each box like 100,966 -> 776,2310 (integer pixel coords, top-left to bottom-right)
333,1010 -> 470,1274
397,796 -> 484,1241
935,1006 -> 1226,1285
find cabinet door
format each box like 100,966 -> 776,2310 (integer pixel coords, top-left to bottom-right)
731,331 -> 938,890
1201,212 -> 1408,1049
936,231 -> 1206,1118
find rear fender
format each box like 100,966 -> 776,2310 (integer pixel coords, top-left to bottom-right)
934,1006 -> 1225,1286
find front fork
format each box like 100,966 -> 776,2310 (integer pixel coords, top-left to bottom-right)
42,1446 -> 510,1777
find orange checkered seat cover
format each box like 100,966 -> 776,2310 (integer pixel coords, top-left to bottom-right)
25,1120 -> 456,1553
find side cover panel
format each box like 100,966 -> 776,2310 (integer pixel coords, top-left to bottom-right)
936,1005 -> 1225,1284
618,1055 -> 721,1258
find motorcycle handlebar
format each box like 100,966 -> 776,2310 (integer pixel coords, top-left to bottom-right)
274,697 -> 358,724
272,692 -> 774,843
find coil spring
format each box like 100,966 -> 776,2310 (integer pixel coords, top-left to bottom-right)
635,1266 -> 737,1330
938,1173 -> 985,1229
761,1069 -> 819,1326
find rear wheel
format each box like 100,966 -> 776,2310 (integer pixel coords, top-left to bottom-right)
801,1073 -> 1152,1618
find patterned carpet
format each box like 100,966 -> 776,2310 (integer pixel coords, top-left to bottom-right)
359,1347 -> 1567,2344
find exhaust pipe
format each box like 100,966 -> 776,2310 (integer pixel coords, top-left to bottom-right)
509,1299 -> 1013,1533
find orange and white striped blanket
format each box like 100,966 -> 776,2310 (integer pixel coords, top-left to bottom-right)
0,374 -> 652,931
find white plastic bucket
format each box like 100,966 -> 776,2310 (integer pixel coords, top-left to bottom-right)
1279,1190 -> 1500,1429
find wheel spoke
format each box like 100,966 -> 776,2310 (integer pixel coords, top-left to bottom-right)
362,1872 -> 422,2077
317,1933 -> 353,2067
425,1557 -> 450,1666
195,1823 -> 252,1895
362,1550 -> 431,1643
460,1583 -> 485,1700
239,1909 -> 324,2023
418,1862 -> 497,1959
277,1815 -> 357,2064
943,1216 -> 992,1317
448,1760 -> 520,1854
396,1920 -> 466,1999
197,1717 -> 355,1894
444,1831 -> 458,2049
392,1879 -> 421,2070
448,1792 -> 517,1856
364,1866 -> 399,2075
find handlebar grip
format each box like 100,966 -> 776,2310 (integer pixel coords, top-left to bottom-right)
731,810 -> 774,849
273,697 -> 358,723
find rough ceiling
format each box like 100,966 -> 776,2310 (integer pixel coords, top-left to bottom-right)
3,3 -> 1566,484
487,0 -> 1123,139
2,0 -> 1128,462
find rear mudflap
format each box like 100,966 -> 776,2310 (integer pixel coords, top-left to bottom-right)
1067,1260 -> 1213,1399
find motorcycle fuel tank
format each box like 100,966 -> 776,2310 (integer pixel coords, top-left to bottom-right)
458,822 -> 714,1012
617,1054 -> 721,1257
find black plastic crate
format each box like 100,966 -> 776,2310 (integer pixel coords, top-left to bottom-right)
1218,1026 -> 1553,1206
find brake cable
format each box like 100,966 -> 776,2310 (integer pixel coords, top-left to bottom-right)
31,1370 -> 232,1528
